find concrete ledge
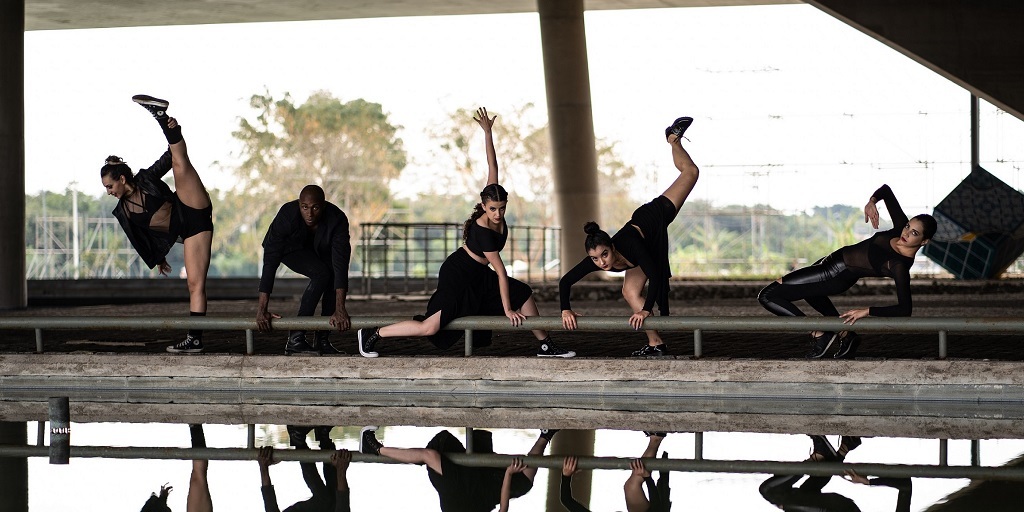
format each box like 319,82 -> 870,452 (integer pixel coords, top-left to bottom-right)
2,354 -> 1023,438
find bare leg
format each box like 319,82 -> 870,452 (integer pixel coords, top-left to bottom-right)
185,459 -> 213,512
379,311 -> 442,338
641,434 -> 665,458
662,134 -> 700,212
518,297 -> 549,341
168,136 -> 212,210
624,434 -> 664,512
378,446 -> 444,474
183,231 -> 212,314
623,268 -> 662,345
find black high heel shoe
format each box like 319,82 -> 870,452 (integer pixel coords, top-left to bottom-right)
665,116 -> 694,140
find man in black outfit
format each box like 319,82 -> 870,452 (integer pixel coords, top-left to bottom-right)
256,185 -> 352,355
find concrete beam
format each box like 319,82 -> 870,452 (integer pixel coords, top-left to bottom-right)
807,0 -> 1024,120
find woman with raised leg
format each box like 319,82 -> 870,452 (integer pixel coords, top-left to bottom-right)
357,108 -> 573,358
559,117 -> 700,356
101,95 -> 213,353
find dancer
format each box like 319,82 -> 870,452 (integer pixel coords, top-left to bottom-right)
757,184 -> 936,358
360,427 -> 557,512
256,185 -> 352,355
357,108 -> 573,358
186,424 -> 213,512
258,426 -> 349,511
560,432 -> 671,512
101,95 -> 213,353
559,117 -> 700,356
759,435 -> 908,512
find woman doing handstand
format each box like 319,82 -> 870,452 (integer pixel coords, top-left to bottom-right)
559,117 -> 700,356
357,108 -> 573,358
757,184 -> 935,358
101,95 -> 213,354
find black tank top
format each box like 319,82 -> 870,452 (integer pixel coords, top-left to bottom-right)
465,220 -> 508,258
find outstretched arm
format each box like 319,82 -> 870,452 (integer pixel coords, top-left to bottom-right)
474,107 -> 499,186
499,458 -> 527,512
864,184 -> 909,230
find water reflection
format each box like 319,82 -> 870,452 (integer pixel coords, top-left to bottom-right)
14,423 -> 1024,511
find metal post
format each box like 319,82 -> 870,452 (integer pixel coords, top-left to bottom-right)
247,424 -> 256,449
35,328 -> 43,353
694,432 -> 704,461
246,329 -> 254,355
693,329 -> 703,359
939,439 -> 948,466
466,427 -> 474,454
48,397 -> 70,464
36,421 -> 44,447
938,330 -> 947,359
971,439 -> 981,467
970,94 -> 980,173
465,330 -> 473,357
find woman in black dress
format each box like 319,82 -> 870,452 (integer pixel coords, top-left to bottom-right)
358,108 -> 573,358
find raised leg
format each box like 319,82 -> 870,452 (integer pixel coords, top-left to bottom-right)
661,135 -> 700,212
168,133 -> 212,210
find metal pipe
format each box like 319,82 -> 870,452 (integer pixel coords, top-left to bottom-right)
34,328 -> 43,353
245,329 -> 254,356
939,438 -> 948,466
694,432 -> 704,461
465,330 -> 473,357
971,439 -> 981,467
4,316 -> 1024,334
2,445 -> 1023,481
247,424 -> 256,449
938,330 -> 948,359
693,329 -> 703,358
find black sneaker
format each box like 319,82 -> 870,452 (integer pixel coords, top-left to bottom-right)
357,327 -> 381,358
167,334 -> 203,354
805,332 -> 837,359
808,435 -> 840,462
643,431 -> 668,438
631,343 -> 668,357
315,331 -> 344,355
664,116 -> 694,140
537,339 -> 575,358
132,94 -> 169,119
285,331 -> 320,356
539,429 -> 560,441
287,425 -> 312,449
833,332 -> 860,359
360,426 -> 382,455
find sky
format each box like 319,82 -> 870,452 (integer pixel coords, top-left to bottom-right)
23,4 -> 1024,219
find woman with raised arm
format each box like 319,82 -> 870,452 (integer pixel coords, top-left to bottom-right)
101,95 -> 213,354
357,108 -> 573,358
757,184 -> 936,359
559,117 -> 700,357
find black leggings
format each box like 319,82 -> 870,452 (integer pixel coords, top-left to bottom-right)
280,250 -> 336,318
758,253 -> 858,318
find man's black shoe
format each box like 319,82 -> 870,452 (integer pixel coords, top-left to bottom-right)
287,425 -> 312,448
834,332 -> 860,359
315,331 -> 344,355
285,331 -> 320,356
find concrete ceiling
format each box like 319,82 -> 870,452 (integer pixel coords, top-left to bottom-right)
25,0 -> 795,31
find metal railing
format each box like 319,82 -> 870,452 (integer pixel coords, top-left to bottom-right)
3,315 -> 1024,358
1,444 -> 1021,480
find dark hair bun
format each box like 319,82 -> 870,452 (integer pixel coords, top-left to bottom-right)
583,221 -> 601,235
105,155 -> 125,165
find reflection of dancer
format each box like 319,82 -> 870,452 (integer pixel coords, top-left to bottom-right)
559,118 -> 700,356
361,427 -> 557,511
760,435 -> 909,512
758,185 -> 935,359
186,424 -> 213,512
258,426 -> 349,512
560,432 -> 671,512
256,185 -> 352,356
358,108 -> 572,358
140,484 -> 172,512
101,95 -> 213,354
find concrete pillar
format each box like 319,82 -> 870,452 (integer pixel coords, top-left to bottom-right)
537,0 -> 600,269
0,0 -> 26,310
0,422 -> 28,512
545,429 -> 595,511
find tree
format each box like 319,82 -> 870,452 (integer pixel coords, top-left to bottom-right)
230,90 -> 406,231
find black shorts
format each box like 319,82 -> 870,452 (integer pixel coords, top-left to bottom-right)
172,194 -> 214,241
